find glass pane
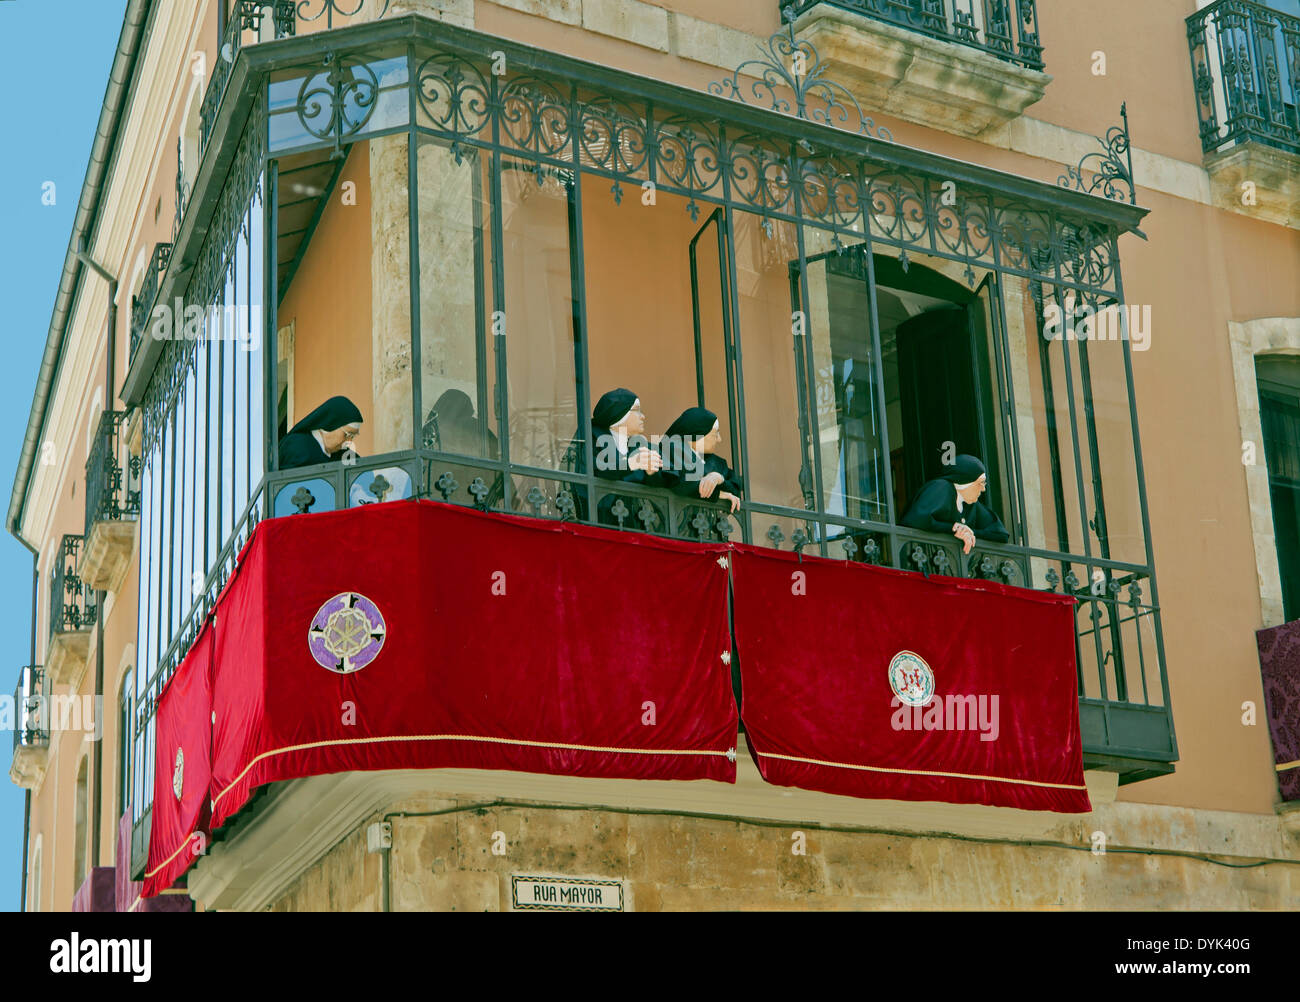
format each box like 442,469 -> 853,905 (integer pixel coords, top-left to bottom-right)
799,230 -> 887,527
416,138 -> 495,460
193,339 -> 208,589
733,210 -> 812,511
179,367 -> 195,626
248,180 -> 266,489
207,314 -> 220,575
159,410 -> 174,649
223,276 -> 237,540
500,156 -> 577,472
233,242 -> 250,519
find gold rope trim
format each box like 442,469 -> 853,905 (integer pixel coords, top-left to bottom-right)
1276,759 -> 1299,773
144,830 -> 203,880
754,750 -> 1088,791
213,733 -> 733,810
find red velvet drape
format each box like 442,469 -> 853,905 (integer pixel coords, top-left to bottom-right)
730,544 -> 1090,813
142,626 -> 213,897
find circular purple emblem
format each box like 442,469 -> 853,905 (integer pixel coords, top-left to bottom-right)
308,592 -> 387,674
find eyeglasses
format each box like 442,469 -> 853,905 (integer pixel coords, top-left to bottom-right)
343,429 -> 359,441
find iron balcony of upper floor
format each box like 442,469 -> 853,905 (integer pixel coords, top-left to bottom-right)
782,0 -> 1046,72
47,535 -> 97,690
1188,0 -> 1300,157
244,445 -> 1178,784
82,410 -> 143,593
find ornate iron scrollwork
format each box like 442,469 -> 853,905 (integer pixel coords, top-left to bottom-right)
709,5 -> 893,142
1056,103 -> 1139,211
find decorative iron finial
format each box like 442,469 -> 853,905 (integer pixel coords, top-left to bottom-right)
1057,103 -> 1138,206
708,5 -> 893,142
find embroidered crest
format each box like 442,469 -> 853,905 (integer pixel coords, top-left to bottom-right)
308,592 -> 387,674
173,747 -> 184,801
888,650 -> 934,707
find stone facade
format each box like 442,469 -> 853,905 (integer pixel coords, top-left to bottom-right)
267,794 -> 1300,911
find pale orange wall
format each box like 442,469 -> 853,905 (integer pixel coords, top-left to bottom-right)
277,142 -> 377,459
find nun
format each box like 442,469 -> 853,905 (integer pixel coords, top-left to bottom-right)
899,454 -> 1008,554
569,388 -> 666,527
278,396 -> 364,470
662,406 -> 742,514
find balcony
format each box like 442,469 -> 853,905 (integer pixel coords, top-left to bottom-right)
128,242 -> 171,363
9,666 -> 49,790
82,410 -> 142,592
784,0 -> 1049,137
1187,0 -> 1300,227
122,14 -> 1171,878
47,535 -> 97,688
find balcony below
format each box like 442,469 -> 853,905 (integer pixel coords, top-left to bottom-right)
786,0 -> 1050,137
9,666 -> 49,790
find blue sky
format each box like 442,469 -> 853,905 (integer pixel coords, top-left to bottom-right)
0,0 -> 130,910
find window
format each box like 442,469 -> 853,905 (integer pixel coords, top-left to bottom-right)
118,667 -> 134,821
73,757 -> 88,891
1257,356 -> 1300,621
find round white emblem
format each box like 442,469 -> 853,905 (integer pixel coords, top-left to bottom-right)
173,747 -> 185,801
308,592 -> 387,674
888,650 -> 935,707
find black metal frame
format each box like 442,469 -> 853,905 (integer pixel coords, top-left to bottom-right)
123,9 -> 1175,872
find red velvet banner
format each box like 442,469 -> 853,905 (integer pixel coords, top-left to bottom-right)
143,627 -> 213,897
208,501 -> 738,829
730,545 -> 1090,813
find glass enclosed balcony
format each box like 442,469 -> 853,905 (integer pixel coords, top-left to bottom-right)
121,12 -> 1174,868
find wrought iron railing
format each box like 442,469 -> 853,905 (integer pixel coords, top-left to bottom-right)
1188,0 -> 1300,156
86,410 -> 143,528
12,666 -> 49,754
49,535 -> 97,641
129,242 -> 171,361
784,0 -> 1045,71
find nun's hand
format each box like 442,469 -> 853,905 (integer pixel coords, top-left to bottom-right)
953,522 -> 975,554
698,471 -> 725,498
628,448 -> 662,474
719,490 -> 740,514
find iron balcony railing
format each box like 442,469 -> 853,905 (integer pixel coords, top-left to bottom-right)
85,410 -> 143,528
784,0 -> 1045,71
12,666 -> 49,754
1188,0 -> 1300,156
129,242 -> 171,361
49,535 -> 97,642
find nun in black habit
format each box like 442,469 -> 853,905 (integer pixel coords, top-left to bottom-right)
661,407 -> 743,514
899,454 -> 1009,554
278,396 -> 364,470
569,388 -> 667,527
